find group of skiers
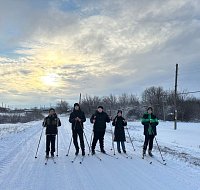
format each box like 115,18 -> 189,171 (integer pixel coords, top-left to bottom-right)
42,104 -> 159,159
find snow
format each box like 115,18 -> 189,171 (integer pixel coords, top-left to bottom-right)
0,117 -> 199,190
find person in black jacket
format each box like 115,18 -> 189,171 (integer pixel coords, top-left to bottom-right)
112,110 -> 127,153
43,108 -> 61,158
90,106 -> 110,155
69,103 -> 86,156
141,107 -> 159,157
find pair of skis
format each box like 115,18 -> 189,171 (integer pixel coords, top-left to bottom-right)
45,156 -> 56,165
96,150 -> 119,160
71,155 -> 85,164
118,153 -> 133,159
142,154 -> 167,165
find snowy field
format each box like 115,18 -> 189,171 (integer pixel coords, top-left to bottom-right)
0,116 -> 199,190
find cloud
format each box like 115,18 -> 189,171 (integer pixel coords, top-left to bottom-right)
0,0 -> 200,107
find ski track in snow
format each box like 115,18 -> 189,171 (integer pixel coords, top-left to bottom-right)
0,117 -> 200,190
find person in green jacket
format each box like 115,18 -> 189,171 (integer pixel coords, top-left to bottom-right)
141,107 -> 159,157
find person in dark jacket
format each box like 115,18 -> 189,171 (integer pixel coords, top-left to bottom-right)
112,110 -> 127,153
90,106 -> 110,155
141,107 -> 159,157
43,108 -> 61,158
69,103 -> 86,156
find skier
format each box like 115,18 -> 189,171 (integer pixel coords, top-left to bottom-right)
69,103 -> 86,156
141,107 -> 159,157
112,110 -> 127,153
90,106 -> 110,155
43,108 -> 61,158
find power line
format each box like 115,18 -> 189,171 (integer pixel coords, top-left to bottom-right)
178,90 -> 200,95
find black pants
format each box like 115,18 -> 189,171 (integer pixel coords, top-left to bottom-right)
92,130 -> 105,151
72,130 -> 85,151
143,135 -> 155,151
46,135 -> 56,153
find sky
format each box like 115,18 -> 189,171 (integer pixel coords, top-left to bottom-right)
0,0 -> 200,108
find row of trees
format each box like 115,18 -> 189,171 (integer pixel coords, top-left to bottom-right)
57,86 -> 200,122
0,109 -> 44,124
1,86 -> 199,123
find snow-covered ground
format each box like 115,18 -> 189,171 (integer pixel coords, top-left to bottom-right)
0,116 -> 199,190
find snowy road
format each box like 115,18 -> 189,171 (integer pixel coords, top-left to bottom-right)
0,117 -> 199,190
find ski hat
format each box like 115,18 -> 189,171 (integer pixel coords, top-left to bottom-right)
117,110 -> 122,114
74,103 -> 80,108
98,106 -> 104,109
49,108 -> 55,112
147,107 -> 153,111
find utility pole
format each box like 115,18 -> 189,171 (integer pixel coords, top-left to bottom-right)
174,64 -> 178,130
79,93 -> 82,104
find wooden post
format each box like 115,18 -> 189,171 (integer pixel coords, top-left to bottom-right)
174,64 -> 178,130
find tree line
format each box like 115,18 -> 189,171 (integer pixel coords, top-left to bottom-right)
0,109 -> 44,124
1,86 -> 199,123
56,86 -> 200,122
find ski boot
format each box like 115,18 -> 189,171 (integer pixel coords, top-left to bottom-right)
82,150 -> 85,156
148,150 -> 153,157
46,153 -> 49,158
91,149 -> 95,155
101,149 -> 106,154
75,148 -> 79,156
142,149 -> 146,158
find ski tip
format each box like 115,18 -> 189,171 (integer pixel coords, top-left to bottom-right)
149,161 -> 152,164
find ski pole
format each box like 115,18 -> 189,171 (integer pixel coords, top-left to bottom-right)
154,136 -> 165,162
79,121 -> 91,154
66,121 -> 77,156
89,131 -> 93,153
83,131 -> 91,155
110,122 -> 116,155
126,127 -> 135,151
151,127 -> 165,162
56,118 -> 60,157
35,127 -> 44,158
66,136 -> 73,156
56,132 -> 59,157
109,109 -> 115,155
150,124 -> 166,163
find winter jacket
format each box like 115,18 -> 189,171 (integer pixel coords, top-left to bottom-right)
112,116 -> 127,142
43,114 -> 61,135
69,109 -> 86,131
90,111 -> 110,132
141,113 -> 158,136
